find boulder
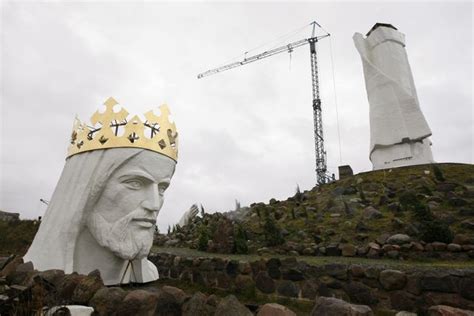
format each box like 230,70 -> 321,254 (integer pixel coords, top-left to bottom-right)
447,243 -> 462,252
432,242 -> 447,251
324,263 -> 348,280
58,273 -> 86,302
363,206 -> 383,220
266,258 -> 281,279
376,233 -> 390,245
216,271 -> 232,290
214,295 -> 253,316
71,272 -> 104,305
282,268 -> 304,281
453,234 -> 473,245
0,256 -> 23,278
310,297 -> 373,316
159,291 -> 186,316
461,219 -> 474,230
255,271 -> 275,294
90,287 -> 127,315
16,261 -> 34,272
343,281 -> 378,305
411,242 -> 424,251
235,275 -> 255,294
182,292 -> 214,316
459,278 -> 474,300
350,265 -> 365,278
36,269 -> 65,288
206,294 -> 220,307
301,280 -> 318,300
340,244 -> 357,257
379,270 -> 407,290
428,305 -> 474,316
277,280 -> 298,298
420,272 -> 460,293
162,285 -> 187,304
226,260 -> 240,277
239,262 -> 252,275
257,303 -> 296,316
390,291 -> 419,311
326,244 -> 342,256
423,292 -> 474,311
116,290 -> 159,316
386,234 -> 411,245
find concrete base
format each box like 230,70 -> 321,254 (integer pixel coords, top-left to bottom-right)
371,138 -> 434,170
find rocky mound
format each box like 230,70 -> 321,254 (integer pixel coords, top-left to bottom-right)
159,163 -> 474,259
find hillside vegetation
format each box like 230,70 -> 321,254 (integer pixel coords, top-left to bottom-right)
161,163 -> 474,259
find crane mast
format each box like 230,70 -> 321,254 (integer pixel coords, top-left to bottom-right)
197,22 -> 332,185
309,37 -> 328,185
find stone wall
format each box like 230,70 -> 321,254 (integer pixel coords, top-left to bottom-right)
149,252 -> 474,313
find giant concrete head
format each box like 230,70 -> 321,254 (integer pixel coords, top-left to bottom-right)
24,97 -> 178,285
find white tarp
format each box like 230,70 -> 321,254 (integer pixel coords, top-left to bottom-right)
353,25 -> 434,169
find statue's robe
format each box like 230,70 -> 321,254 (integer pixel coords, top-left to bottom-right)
353,25 -> 434,170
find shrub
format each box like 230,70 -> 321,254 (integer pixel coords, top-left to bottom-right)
233,224 -> 248,254
399,190 -> 422,211
432,164 -> 445,182
420,220 -> 453,243
358,185 -> 367,203
294,184 -> 303,202
197,224 -> 210,251
412,203 -> 434,221
263,216 -> 285,247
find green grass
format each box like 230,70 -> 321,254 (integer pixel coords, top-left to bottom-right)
152,246 -> 474,270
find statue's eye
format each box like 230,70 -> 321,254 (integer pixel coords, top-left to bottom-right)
158,183 -> 169,195
123,179 -> 143,190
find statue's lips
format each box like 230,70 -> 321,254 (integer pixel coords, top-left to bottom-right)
132,218 -> 156,225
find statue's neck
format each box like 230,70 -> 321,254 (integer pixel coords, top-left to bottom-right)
74,228 -> 129,285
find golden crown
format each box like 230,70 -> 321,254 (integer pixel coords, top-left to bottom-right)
67,97 -> 178,161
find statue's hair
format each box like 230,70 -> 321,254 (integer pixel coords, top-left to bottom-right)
24,148 -> 145,272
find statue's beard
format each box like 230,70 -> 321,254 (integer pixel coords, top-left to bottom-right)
87,210 -> 155,261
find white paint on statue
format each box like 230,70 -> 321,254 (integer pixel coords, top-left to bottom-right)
24,148 -> 176,285
353,24 -> 434,170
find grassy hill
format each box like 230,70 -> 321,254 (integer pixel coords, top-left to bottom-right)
163,163 -> 474,258
0,219 -> 39,256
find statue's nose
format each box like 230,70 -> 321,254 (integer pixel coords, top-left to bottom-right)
141,184 -> 162,212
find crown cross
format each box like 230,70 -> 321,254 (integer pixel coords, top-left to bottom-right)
67,97 -> 178,161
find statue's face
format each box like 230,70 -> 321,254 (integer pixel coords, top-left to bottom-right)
87,150 -> 176,260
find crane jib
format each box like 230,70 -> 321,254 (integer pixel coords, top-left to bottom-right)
196,26 -> 332,185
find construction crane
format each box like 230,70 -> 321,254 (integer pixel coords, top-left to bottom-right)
198,22 -> 333,185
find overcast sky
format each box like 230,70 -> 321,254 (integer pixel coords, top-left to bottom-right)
1,1 -> 472,232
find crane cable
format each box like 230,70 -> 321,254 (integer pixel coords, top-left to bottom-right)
328,35 -> 343,166
215,23 -> 311,69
